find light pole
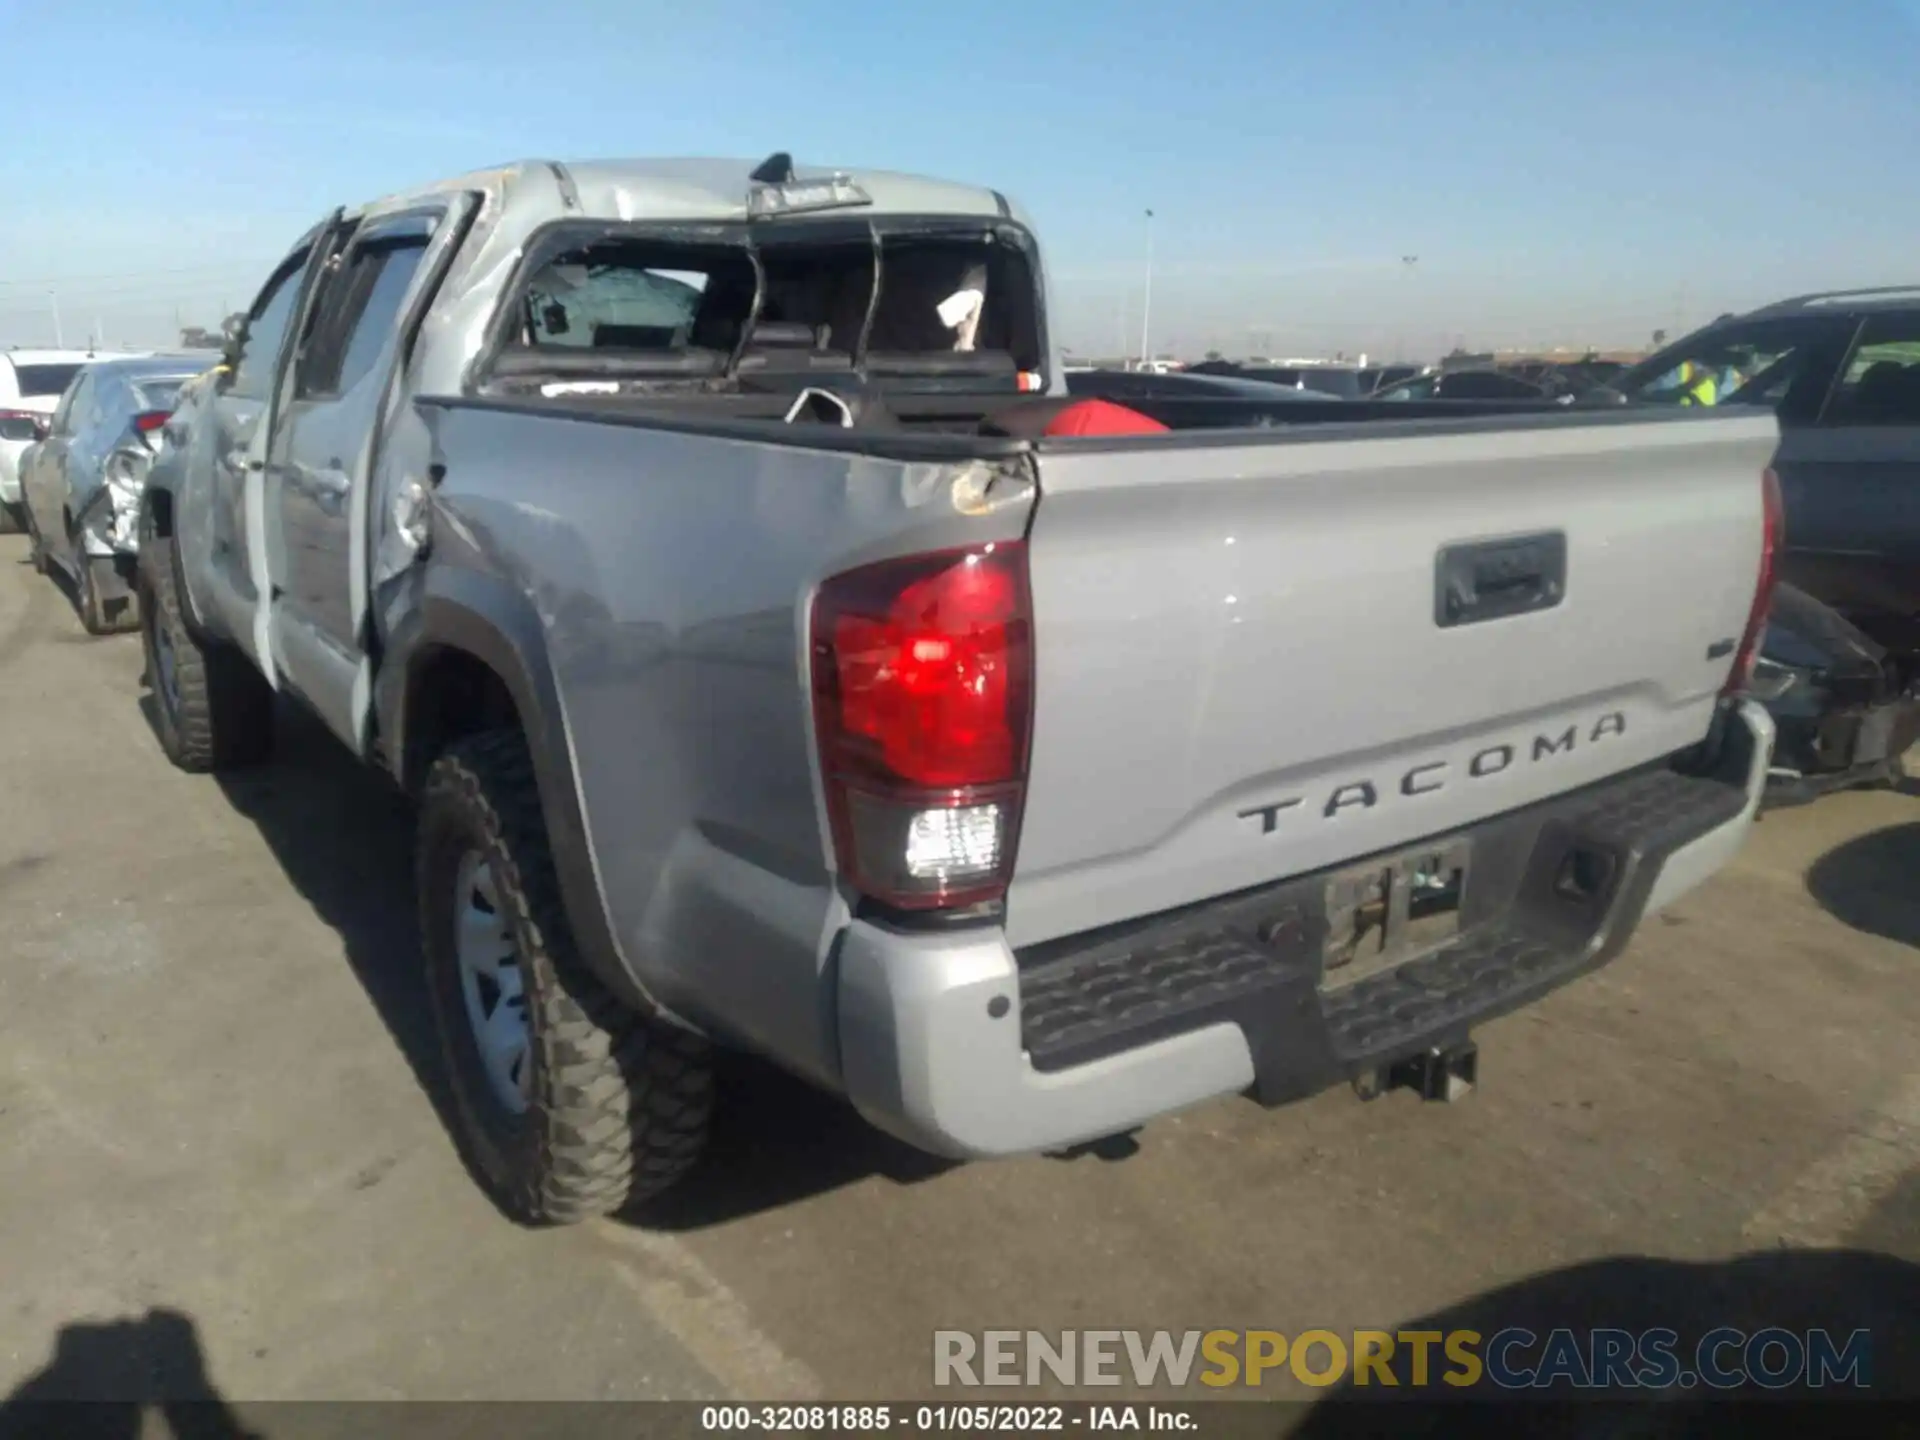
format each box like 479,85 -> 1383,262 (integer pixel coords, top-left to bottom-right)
1139,209 -> 1155,368
1396,255 -> 1417,362
48,291 -> 64,348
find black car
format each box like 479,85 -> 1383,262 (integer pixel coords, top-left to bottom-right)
1375,367 -> 1563,402
1357,364 -> 1423,394
1754,584 -> 1920,808
1604,287 -> 1920,794
1604,287 -> 1920,640
1184,360 -> 1365,399
1064,369 -> 1340,404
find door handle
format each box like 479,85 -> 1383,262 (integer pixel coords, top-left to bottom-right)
224,449 -> 263,473
1435,533 -> 1567,628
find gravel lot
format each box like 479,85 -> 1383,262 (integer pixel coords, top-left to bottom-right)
0,532 -> 1914,1419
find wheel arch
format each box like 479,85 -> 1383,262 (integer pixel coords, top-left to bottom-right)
381,565 -> 673,1023
138,478 -> 175,540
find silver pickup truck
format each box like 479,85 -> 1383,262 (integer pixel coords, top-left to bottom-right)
139,155 -> 1781,1224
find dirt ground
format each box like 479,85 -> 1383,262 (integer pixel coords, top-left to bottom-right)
0,533 -> 1914,1419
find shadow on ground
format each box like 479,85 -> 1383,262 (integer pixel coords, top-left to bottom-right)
630,1054 -> 950,1230
1291,1242 -> 1920,1437
1805,821 -> 1920,947
17,549 -> 93,638
170,698 -> 944,1229
0,1308 -> 258,1440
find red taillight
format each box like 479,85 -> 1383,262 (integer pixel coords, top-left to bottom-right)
1724,466 -> 1784,696
811,543 -> 1033,911
132,410 -> 171,435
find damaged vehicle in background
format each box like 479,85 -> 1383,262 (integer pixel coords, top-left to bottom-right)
1752,583 -> 1920,808
1598,288 -> 1920,796
17,355 -> 206,633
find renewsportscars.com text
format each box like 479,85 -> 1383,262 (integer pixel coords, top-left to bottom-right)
933,1327 -> 1872,1391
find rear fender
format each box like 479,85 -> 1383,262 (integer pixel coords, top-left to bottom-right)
136,480 -> 214,637
379,562 -> 682,1025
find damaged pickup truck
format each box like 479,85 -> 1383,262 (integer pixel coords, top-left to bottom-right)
139,154 -> 1781,1223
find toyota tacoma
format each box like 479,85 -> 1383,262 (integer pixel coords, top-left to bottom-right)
137,154 -> 1780,1223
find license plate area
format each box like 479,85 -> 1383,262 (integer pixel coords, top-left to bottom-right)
1320,837 -> 1472,991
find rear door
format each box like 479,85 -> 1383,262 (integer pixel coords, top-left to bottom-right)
192,215 -> 345,660
1776,312 -> 1920,627
265,196 -> 473,749
1005,411 -> 1779,947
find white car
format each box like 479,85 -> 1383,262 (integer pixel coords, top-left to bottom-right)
0,349 -> 145,531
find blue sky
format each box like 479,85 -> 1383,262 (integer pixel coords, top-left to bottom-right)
4,0 -> 1918,358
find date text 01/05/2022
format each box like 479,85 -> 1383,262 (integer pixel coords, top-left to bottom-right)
699,1405 -> 1194,1432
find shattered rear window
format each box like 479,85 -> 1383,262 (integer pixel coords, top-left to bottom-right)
526,264 -> 718,350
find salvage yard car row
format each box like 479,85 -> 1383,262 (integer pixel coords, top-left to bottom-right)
0,155 -> 1910,1230
14,353 -> 209,633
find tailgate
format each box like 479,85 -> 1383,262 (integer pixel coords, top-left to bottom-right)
1005,411 -> 1778,948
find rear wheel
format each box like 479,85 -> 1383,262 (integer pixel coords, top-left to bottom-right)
418,731 -> 713,1224
138,534 -> 274,771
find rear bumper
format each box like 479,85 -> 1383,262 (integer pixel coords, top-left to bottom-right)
0,439 -> 25,503
837,701 -> 1773,1159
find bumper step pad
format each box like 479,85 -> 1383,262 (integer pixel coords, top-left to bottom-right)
1017,765 -> 1748,1103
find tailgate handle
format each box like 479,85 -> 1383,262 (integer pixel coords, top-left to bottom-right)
1435,532 -> 1566,628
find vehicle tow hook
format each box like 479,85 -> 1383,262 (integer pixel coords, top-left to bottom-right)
1353,1041 -> 1479,1104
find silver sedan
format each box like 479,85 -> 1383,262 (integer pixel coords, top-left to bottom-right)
19,355 -> 211,633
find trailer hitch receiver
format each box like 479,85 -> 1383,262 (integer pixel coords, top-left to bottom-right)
1354,1041 -> 1480,1103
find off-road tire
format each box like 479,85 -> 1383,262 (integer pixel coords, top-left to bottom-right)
138,534 -> 274,771
418,731 -> 713,1224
